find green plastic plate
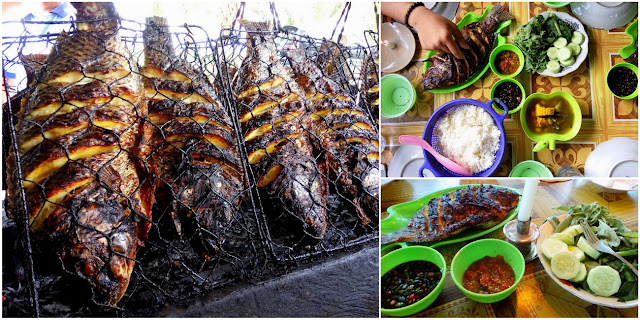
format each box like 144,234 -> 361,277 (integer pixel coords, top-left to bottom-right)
381,184 -> 521,249
422,5 -> 512,93
619,18 -> 638,59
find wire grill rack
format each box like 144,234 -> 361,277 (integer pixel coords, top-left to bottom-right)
2,8 -> 379,318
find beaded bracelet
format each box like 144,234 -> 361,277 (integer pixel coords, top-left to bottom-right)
404,2 -> 425,26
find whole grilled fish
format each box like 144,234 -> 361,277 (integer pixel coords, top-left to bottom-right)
381,185 -> 520,245
359,53 -> 380,125
233,21 -> 328,239
420,5 -> 513,90
141,17 -> 244,258
6,2 -> 150,305
285,44 -> 379,225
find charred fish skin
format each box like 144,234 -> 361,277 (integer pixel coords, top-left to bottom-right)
234,20 -> 328,239
381,185 -> 520,245
420,5 -> 513,90
142,17 -> 244,258
6,2 -> 149,305
285,45 -> 379,225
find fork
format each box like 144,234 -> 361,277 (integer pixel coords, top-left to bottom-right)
579,220 -> 638,276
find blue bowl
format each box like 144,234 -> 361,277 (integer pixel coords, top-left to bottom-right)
420,98 -> 509,177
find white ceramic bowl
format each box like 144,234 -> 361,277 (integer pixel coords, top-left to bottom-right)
584,137 -> 638,177
570,2 -> 638,30
589,178 -> 639,193
537,11 -> 589,77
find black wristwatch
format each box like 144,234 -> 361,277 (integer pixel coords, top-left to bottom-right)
404,2 -> 425,26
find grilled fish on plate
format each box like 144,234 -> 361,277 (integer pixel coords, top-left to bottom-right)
381,185 -> 520,245
420,5 -> 513,90
6,2 -> 150,305
141,17 -> 244,259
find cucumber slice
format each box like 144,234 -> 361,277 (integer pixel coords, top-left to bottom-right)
568,246 -> 586,261
551,232 -> 575,246
554,37 -> 568,48
571,31 -> 585,45
560,56 -> 576,67
577,236 -> 601,259
569,263 -> 587,283
551,250 -> 581,280
546,60 -> 561,73
563,225 -> 584,237
547,47 -> 559,60
586,266 -> 621,297
567,43 -> 581,56
558,47 -> 572,61
541,238 -> 569,260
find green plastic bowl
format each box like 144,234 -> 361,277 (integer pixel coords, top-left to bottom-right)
520,91 -> 582,152
543,2 -> 570,8
606,62 -> 639,100
489,44 -> 525,79
380,245 -> 447,317
450,239 -> 525,304
509,160 -> 554,177
490,78 -> 526,114
381,74 -> 416,118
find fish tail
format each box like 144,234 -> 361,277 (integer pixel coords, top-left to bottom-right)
240,19 -> 273,33
479,4 -> 513,31
72,2 -> 119,34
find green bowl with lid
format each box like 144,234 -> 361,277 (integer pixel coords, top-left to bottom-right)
381,74 -> 417,118
509,160 -> 554,177
380,244 -> 447,317
489,44 -> 525,79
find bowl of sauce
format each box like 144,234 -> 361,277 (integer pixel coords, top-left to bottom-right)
451,239 -> 525,303
520,91 -> 582,151
490,78 -> 526,114
490,44 -> 525,78
381,245 -> 446,316
606,63 -> 638,100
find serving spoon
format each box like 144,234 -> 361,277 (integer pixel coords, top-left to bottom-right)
398,135 -> 473,176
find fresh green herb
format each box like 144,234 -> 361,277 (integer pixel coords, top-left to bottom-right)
597,219 -> 621,247
616,281 -> 638,302
513,13 -> 575,73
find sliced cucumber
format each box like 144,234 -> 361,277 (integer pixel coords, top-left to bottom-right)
541,238 -> 569,260
569,263 -> 587,283
551,250 -> 581,280
558,47 -> 572,61
577,236 -> 601,259
568,246 -> 586,261
551,232 -> 575,246
554,37 -> 568,48
567,43 -> 581,56
560,56 -> 576,67
571,31 -> 585,45
563,225 -> 584,237
546,60 -> 561,73
547,47 -> 559,60
584,261 -> 600,273
586,266 -> 621,297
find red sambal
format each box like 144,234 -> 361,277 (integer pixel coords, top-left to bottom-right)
462,255 -> 515,294
496,50 -> 520,75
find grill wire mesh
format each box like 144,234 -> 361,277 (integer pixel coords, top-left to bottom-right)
2,12 -> 379,318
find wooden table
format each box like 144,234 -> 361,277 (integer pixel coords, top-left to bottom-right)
381,179 -> 638,317
381,2 -> 638,177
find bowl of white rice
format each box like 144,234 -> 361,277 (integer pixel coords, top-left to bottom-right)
419,98 -> 509,177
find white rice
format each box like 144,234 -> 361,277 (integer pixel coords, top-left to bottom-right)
434,105 -> 501,174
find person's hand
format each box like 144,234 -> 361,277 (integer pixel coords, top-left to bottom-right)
410,7 -> 469,59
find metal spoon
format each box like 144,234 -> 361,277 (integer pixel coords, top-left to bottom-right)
398,135 -> 473,176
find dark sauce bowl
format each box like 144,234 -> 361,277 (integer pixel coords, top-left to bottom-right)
606,62 -> 639,100
380,245 -> 447,317
490,78 -> 526,114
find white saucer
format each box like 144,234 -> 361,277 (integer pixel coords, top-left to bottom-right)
387,145 -> 435,177
426,1 -> 459,22
381,22 -> 416,73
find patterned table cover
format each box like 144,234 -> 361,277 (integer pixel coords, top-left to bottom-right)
381,2 -> 638,177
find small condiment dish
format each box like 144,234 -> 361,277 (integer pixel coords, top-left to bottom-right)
381,74 -> 417,118
489,44 -> 525,79
381,245 -> 447,317
450,239 -> 525,304
606,62 -> 638,100
490,78 -> 526,114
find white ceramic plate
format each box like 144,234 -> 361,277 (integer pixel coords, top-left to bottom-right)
425,2 -> 460,22
381,22 -> 416,73
537,215 -> 638,308
387,145 -> 434,177
537,11 -> 589,77
585,137 -> 638,178
589,178 -> 639,193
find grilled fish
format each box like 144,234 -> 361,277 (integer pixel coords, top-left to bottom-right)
360,53 -> 380,125
6,2 -> 150,305
233,21 -> 328,239
285,44 -> 379,225
141,17 -> 244,258
381,185 -> 520,245
420,5 -> 513,90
